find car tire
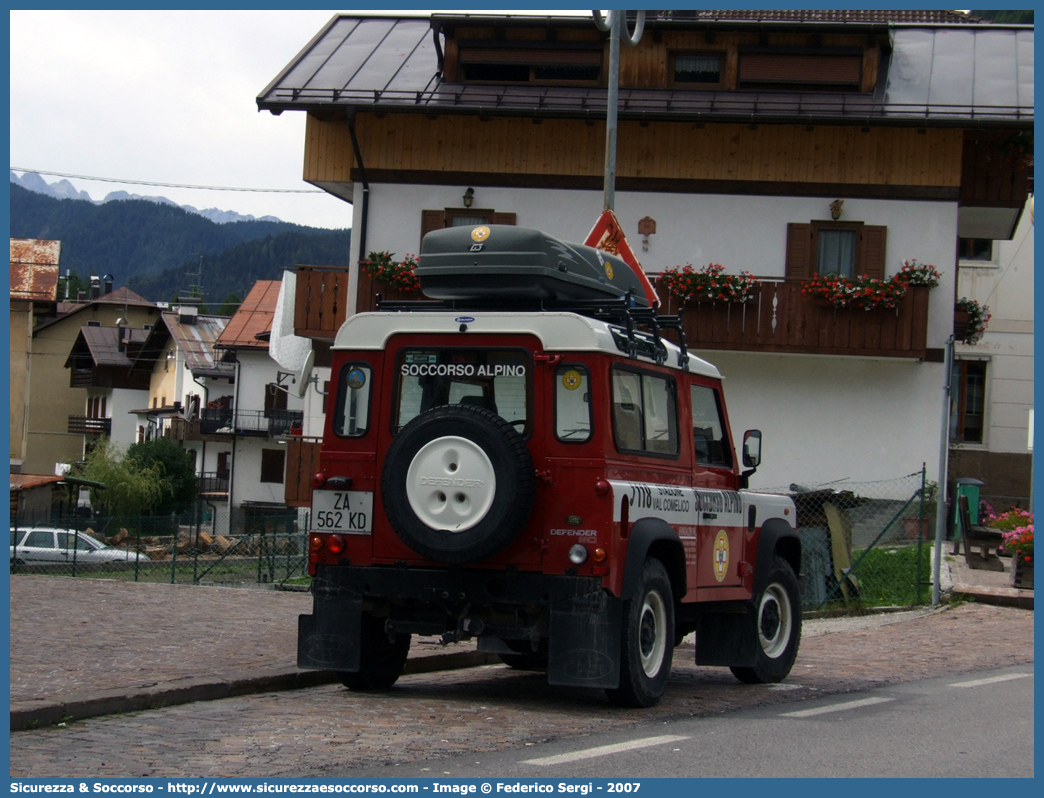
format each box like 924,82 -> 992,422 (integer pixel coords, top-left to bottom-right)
381,404 -> 535,564
606,558 -> 674,708
338,613 -> 411,691
730,556 -> 802,684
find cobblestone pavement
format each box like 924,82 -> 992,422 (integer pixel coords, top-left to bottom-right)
8,576 -> 1034,779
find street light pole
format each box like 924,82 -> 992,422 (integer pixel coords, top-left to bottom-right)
593,10 -> 644,212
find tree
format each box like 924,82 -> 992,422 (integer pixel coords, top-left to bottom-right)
127,437 -> 198,516
72,437 -> 197,518
216,292 -> 242,317
73,438 -> 164,519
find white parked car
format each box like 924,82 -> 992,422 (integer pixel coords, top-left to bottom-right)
10,527 -> 150,565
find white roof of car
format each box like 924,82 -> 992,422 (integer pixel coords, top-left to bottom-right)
334,310 -> 722,379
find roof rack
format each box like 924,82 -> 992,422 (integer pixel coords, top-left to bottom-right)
375,290 -> 690,371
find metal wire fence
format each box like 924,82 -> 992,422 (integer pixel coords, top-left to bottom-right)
766,466 -> 935,611
9,509 -> 309,588
12,468 -> 939,609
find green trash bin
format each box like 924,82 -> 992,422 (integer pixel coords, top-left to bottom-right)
955,478 -> 984,523
953,478 -> 984,542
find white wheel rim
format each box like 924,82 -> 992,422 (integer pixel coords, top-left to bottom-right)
406,435 -> 496,532
638,588 -> 668,677
758,582 -> 792,659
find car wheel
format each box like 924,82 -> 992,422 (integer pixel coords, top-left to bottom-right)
730,556 -> 802,684
606,558 -> 674,708
381,405 -> 535,564
338,613 -> 411,691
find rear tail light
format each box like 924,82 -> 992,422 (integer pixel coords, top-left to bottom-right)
308,533 -> 347,559
326,535 -> 346,555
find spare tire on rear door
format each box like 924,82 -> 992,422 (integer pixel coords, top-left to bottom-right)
381,404 -> 535,564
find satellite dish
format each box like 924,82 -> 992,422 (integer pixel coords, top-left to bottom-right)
294,349 -> 315,399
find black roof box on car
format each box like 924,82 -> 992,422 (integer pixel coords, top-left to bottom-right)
416,225 -> 652,307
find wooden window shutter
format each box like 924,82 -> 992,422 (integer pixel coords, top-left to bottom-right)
420,210 -> 446,243
785,223 -> 813,280
490,212 -> 517,226
859,225 -> 887,279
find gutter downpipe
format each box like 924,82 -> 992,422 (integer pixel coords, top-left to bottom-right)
346,110 -> 370,318
191,371 -> 210,554
933,336 -> 954,606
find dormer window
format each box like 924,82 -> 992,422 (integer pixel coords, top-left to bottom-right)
670,52 -> 724,87
458,45 -> 602,85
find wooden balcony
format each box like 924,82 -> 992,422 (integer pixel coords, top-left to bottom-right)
283,436 -> 321,507
294,264 -> 421,342
655,282 -> 931,360
68,416 -> 111,435
294,265 -> 352,341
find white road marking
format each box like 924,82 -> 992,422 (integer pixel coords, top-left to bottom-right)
782,696 -> 894,718
949,673 -> 1032,688
523,735 -> 690,766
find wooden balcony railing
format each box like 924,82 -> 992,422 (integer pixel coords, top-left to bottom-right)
655,281 -> 930,359
294,265 -> 351,340
283,436 -> 322,507
294,264 -> 422,341
68,416 -> 111,435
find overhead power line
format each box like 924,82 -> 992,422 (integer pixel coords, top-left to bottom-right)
10,167 -> 325,194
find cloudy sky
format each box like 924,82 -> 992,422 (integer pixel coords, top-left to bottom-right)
9,9 -> 587,230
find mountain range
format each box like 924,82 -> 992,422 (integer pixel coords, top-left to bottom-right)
9,176 -> 351,306
11,170 -> 283,225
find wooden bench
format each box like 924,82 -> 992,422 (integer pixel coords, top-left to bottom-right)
955,495 -> 1004,570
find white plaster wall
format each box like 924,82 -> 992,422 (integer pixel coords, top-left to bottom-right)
956,199 -> 1035,455
231,438 -> 288,506
107,389 -> 149,448
233,351 -> 305,415
708,351 -> 945,490
339,183 -> 961,489
364,184 -> 958,347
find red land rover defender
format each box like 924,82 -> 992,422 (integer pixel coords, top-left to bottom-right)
301,225 -> 801,707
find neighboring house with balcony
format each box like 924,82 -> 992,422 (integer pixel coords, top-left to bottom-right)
128,304 -> 234,505
10,238 -> 60,474
950,195 -> 1034,508
259,10 -> 1033,493
63,322 -> 152,460
208,280 -> 305,524
17,279 -> 160,476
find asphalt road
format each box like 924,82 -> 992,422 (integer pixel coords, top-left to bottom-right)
337,666 -> 1034,779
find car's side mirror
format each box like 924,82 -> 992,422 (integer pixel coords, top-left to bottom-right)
742,429 -> 762,469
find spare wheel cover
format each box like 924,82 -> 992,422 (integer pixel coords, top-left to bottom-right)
381,405 -> 535,564
406,435 -> 497,532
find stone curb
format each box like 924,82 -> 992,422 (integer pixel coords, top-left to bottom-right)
10,650 -> 502,732
951,582 -> 1035,610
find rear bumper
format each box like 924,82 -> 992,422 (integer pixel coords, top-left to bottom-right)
299,563 -> 622,688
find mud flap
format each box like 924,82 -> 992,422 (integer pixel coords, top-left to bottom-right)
297,595 -> 363,671
693,605 -> 758,667
547,591 -> 622,689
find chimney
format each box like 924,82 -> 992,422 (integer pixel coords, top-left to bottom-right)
103,274 -> 113,295
89,275 -> 100,300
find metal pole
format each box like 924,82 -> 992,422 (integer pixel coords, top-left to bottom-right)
932,337 -> 954,606
603,12 -> 621,211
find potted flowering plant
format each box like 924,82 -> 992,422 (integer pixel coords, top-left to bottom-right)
895,259 -> 942,288
984,506 -> 1033,588
801,272 -> 908,310
657,263 -> 759,303
362,251 -> 421,295
955,297 -> 991,344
